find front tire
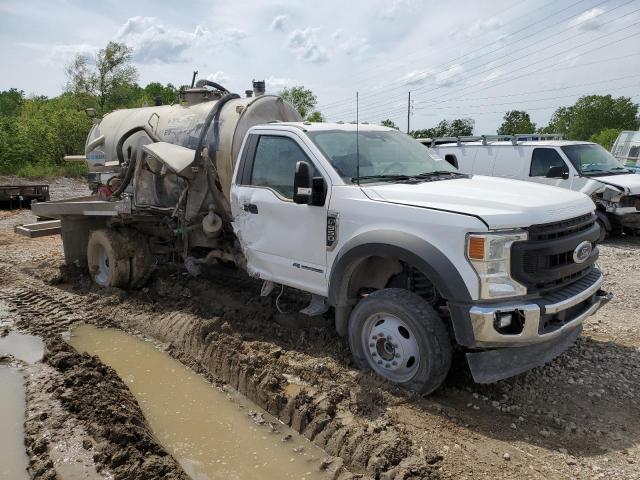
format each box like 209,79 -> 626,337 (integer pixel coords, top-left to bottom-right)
348,288 -> 452,395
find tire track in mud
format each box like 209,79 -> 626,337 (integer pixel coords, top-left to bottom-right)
1,267 -> 441,480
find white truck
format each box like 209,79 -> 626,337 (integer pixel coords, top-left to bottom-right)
425,135 -> 640,239
24,83 -> 609,394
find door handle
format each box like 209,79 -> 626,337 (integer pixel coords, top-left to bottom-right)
243,203 -> 259,214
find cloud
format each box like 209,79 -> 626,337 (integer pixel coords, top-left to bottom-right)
331,29 -> 370,57
114,17 -> 246,63
435,64 -> 463,87
207,71 -> 229,84
48,43 -> 97,65
270,14 -> 289,32
379,0 -> 414,19
452,16 -> 503,38
568,8 -> 606,31
481,68 -> 504,82
219,28 -> 247,45
287,28 -> 329,63
401,69 -> 433,85
265,76 -> 293,92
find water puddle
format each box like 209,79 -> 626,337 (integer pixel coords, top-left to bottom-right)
69,325 -> 331,480
0,367 -> 30,480
0,331 -> 44,363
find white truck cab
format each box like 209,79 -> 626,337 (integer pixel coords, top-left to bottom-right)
427,136 -> 640,239
227,124 -> 609,391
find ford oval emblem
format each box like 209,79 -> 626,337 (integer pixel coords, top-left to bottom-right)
573,241 -> 593,264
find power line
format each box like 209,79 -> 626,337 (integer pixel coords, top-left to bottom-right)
329,13 -> 640,120
319,0 -> 608,111
324,0 -> 638,118
414,81 -> 640,111
318,0 -> 594,110
335,57 -> 640,123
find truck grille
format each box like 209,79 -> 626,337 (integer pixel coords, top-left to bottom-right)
511,213 -> 600,293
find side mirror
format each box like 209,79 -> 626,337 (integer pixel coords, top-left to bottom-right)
294,161 -> 326,206
293,161 -> 312,204
546,165 -> 569,180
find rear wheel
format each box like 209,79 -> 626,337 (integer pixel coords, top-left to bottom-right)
87,229 -> 131,288
348,288 -> 452,395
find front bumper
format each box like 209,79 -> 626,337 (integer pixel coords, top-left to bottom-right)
468,269 -> 609,347
458,268 -> 611,383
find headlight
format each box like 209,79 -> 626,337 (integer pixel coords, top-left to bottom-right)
466,231 -> 528,299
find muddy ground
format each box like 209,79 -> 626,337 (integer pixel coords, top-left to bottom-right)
1,177 -> 639,479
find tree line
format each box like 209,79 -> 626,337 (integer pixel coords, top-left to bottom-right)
388,94 -> 639,150
0,40 -> 638,178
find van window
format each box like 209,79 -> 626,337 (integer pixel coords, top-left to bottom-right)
629,146 -> 639,160
444,154 -> 458,168
530,148 -> 567,177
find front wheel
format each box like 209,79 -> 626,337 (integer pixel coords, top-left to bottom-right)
348,288 -> 452,395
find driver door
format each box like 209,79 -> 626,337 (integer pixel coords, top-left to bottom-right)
231,132 -> 330,296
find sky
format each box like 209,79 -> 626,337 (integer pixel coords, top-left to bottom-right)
1,0 -> 639,134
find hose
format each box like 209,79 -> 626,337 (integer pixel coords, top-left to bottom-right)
195,79 -> 229,93
111,125 -> 160,198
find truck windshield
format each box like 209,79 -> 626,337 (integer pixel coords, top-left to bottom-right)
307,129 -> 459,183
561,144 -> 630,176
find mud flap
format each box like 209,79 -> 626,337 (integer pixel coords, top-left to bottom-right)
466,325 -> 582,384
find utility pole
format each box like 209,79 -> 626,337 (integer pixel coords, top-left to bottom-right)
407,91 -> 411,134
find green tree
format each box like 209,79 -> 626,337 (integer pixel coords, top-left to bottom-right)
541,95 -> 639,140
278,86 -> 322,120
381,119 -> 399,129
497,110 -> 536,135
306,110 -> 324,122
141,82 -> 179,106
65,41 -> 138,113
590,128 -> 623,151
0,88 -> 24,117
411,118 -> 474,138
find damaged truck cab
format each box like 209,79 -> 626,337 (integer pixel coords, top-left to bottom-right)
28,84 -> 610,394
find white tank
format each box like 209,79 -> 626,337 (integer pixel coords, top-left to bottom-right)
85,94 -> 301,199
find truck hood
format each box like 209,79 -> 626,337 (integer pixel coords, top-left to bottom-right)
363,175 -> 594,230
591,173 -> 640,194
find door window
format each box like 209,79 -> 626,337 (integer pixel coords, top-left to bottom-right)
250,135 -> 314,199
529,148 -> 567,177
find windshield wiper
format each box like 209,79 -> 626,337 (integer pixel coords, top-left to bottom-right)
413,171 -> 466,177
351,174 -> 413,182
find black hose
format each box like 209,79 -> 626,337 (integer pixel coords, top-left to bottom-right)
111,125 -> 160,198
193,93 -> 239,221
195,79 -> 229,93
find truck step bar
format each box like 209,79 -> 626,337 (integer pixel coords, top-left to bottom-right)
14,220 -> 61,238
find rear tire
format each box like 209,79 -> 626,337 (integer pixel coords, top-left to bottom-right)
348,288 -> 452,395
87,229 -> 131,288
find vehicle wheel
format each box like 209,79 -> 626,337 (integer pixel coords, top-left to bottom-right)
596,219 -> 607,243
126,231 -> 154,288
348,288 -> 452,395
87,229 -> 131,288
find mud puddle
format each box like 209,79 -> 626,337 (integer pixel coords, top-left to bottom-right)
0,367 -> 30,480
0,331 -> 44,362
0,330 -> 43,480
70,324 -> 331,480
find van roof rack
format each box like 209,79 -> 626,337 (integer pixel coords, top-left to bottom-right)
419,133 -> 564,147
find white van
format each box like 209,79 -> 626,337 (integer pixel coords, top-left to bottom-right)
611,130 -> 640,172
421,135 -> 640,240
